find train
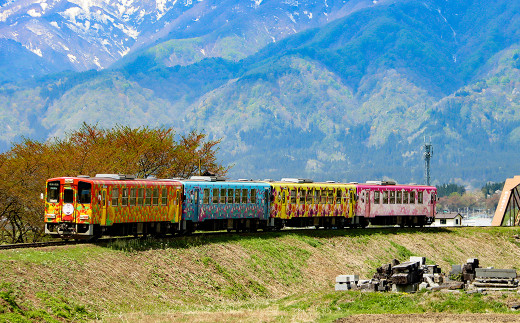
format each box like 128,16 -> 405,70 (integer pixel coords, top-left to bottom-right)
43,174 -> 437,239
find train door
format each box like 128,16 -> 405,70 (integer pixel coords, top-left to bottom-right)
100,188 -> 107,225
281,188 -> 288,219
264,188 -> 270,219
430,191 -> 436,217
176,188 -> 182,222
192,187 -> 200,220
364,189 -> 371,218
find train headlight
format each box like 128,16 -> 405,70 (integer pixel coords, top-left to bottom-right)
46,214 -> 56,219
79,215 -> 89,220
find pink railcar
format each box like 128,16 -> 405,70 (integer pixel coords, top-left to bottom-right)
354,181 -> 437,227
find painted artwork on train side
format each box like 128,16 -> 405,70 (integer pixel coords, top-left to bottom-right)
269,182 -> 356,220
181,181 -> 271,222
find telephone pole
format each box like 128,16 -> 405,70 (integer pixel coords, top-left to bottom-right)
424,139 -> 433,186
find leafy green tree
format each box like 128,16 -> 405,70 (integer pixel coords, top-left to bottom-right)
436,183 -> 466,197
481,181 -> 505,197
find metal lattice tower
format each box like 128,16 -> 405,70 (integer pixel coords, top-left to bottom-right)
424,140 -> 433,186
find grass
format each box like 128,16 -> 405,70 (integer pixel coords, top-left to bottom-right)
1,227 -> 520,322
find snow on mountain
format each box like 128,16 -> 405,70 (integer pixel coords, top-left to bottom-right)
0,0 -> 380,77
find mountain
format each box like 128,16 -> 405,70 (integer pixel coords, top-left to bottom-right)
0,0 -> 384,82
1,0 -> 520,187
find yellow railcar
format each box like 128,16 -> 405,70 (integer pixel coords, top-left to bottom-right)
268,179 -> 359,229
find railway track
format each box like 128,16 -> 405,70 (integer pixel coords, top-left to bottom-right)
0,225 -> 452,251
0,240 -> 82,250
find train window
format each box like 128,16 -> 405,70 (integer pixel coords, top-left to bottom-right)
138,188 -> 144,206
47,181 -> 60,203
403,191 -> 409,204
220,189 -> 226,204
418,191 -> 423,204
203,189 -> 210,204
101,191 -> 106,207
299,190 -> 306,204
235,189 -> 241,204
374,191 -> 380,204
162,188 -> 168,206
111,188 -> 119,206
282,191 -> 286,204
383,191 -> 388,204
78,181 -> 91,204
396,191 -> 402,204
145,188 -> 152,206
328,190 -> 334,204
251,189 -> 257,204
409,191 -> 415,204
153,188 -> 159,206
336,190 -> 342,203
314,190 -> 320,204
242,189 -> 248,203
194,190 -> 199,204
129,188 -> 136,206
122,188 -> 128,206
290,190 -> 296,204
175,190 -> 180,205
389,191 -> 395,204
228,189 -> 234,204
321,190 -> 327,204
307,189 -> 313,204
212,189 -> 219,204
64,189 -> 74,203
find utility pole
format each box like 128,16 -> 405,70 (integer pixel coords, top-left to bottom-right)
424,138 -> 433,186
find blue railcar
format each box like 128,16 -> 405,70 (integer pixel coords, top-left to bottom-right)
180,177 -> 272,232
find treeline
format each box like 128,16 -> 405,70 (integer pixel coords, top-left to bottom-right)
0,124 -> 227,244
436,181 -> 504,213
436,183 -> 466,197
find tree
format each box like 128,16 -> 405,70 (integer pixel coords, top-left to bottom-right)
436,183 -> 466,197
481,181 -> 505,197
0,124 -> 227,243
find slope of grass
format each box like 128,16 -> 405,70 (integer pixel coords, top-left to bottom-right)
1,227 -> 520,321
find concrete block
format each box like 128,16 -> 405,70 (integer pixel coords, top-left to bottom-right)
419,282 -> 429,290
410,256 -> 426,266
336,275 -> 359,283
392,283 -> 418,293
475,268 -> 517,279
335,283 -> 351,291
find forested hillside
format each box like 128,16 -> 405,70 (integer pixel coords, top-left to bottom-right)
1,0 -> 520,185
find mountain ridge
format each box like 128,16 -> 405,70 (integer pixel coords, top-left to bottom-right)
1,0 -> 520,187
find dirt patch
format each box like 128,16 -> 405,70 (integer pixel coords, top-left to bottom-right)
337,313 -> 520,322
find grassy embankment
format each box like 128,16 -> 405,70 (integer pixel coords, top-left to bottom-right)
1,226 -> 520,322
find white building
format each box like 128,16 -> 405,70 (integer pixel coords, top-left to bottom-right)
432,212 -> 463,227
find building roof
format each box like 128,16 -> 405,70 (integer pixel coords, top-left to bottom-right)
435,212 -> 463,219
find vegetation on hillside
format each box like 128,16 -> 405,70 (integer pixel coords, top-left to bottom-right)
0,124 -> 226,244
1,227 -> 520,321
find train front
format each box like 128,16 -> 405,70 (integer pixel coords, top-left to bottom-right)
44,177 -> 95,239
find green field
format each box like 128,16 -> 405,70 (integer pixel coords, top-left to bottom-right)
1,227 -> 520,322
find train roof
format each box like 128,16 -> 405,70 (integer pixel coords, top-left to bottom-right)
46,175 -> 182,185
355,181 -> 436,190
